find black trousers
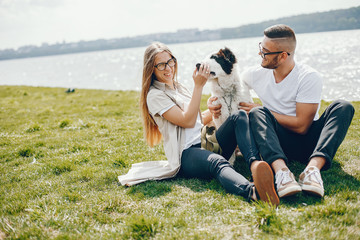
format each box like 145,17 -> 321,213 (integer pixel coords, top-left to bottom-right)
179,110 -> 260,200
248,100 -> 355,170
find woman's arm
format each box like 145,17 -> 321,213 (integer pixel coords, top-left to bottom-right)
162,64 -> 210,128
201,109 -> 213,126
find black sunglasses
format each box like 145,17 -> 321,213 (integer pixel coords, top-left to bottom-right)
154,58 -> 176,71
259,42 -> 290,59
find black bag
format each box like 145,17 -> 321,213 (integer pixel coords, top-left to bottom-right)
201,125 -> 222,154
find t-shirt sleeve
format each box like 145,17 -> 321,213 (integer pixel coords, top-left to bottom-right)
147,89 -> 176,117
296,72 -> 323,103
240,67 -> 254,89
158,103 -> 176,116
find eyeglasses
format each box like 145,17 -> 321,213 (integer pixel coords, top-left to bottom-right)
154,58 -> 176,71
258,42 -> 290,59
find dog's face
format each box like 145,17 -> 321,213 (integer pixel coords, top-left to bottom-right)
196,47 -> 237,81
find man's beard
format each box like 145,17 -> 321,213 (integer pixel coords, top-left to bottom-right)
261,56 -> 280,69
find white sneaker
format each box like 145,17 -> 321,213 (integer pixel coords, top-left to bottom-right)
275,168 -> 302,198
299,166 -> 324,197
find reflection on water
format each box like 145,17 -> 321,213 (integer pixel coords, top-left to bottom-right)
0,29 -> 359,101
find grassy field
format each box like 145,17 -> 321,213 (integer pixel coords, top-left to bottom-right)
0,86 -> 359,239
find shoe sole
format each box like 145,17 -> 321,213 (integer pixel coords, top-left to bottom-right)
278,185 -> 302,198
252,161 -> 280,206
301,184 -> 324,197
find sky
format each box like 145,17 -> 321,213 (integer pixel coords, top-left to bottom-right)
0,0 -> 359,50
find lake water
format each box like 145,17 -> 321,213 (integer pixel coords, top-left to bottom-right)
1,29 -> 359,101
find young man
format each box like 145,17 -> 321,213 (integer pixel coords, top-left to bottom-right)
208,24 -> 354,199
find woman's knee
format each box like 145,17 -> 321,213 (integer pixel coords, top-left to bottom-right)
226,110 -> 249,127
248,106 -> 268,123
230,110 -> 247,120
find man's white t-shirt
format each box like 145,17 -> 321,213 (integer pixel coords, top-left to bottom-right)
241,62 -> 323,120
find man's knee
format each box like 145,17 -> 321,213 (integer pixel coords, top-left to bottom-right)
329,100 -> 355,118
339,100 -> 355,115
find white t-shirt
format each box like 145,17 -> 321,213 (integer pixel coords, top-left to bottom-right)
158,88 -> 202,150
241,62 -> 323,120
118,80 -> 188,186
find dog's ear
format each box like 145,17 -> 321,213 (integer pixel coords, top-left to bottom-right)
212,48 -> 236,75
222,47 -> 237,64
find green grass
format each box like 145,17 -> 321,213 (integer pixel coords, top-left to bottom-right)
0,86 -> 359,239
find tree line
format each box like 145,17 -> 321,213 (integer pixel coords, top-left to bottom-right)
0,6 -> 359,61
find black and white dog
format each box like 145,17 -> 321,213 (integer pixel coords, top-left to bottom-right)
197,47 -> 252,129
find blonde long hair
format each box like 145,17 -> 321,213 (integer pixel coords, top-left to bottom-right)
140,42 -> 178,147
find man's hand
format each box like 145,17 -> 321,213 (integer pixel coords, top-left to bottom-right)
239,102 -> 261,114
207,96 -> 222,119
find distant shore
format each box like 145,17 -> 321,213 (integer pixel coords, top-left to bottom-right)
1,6 -> 359,61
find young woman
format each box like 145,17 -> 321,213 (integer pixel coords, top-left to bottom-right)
118,42 -> 279,205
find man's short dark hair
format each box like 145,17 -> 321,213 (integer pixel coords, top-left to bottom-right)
264,24 -> 296,41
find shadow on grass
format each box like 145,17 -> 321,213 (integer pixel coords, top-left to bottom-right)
125,176 -> 230,200
125,156 -> 252,200
124,156 -> 359,207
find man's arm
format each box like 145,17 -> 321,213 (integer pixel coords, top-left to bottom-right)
210,97 -> 317,134
240,102 -> 318,134
270,102 -> 318,135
